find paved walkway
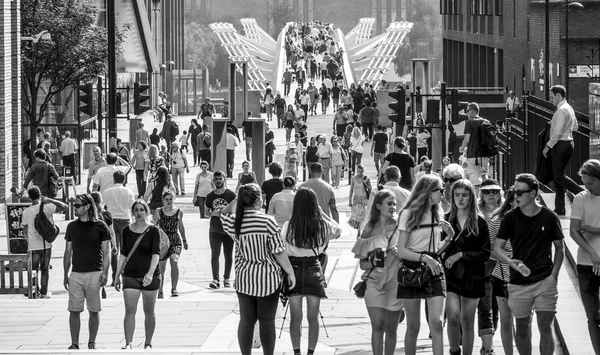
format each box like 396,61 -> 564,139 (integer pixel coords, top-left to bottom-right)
0,93 -> 588,353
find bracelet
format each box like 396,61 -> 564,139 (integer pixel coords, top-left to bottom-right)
419,253 -> 425,263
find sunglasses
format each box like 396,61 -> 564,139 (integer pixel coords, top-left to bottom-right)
443,177 -> 458,184
513,189 -> 533,197
73,203 -> 87,209
482,190 -> 500,195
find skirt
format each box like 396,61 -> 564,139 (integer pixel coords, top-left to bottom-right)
284,256 -> 326,299
397,261 -> 446,299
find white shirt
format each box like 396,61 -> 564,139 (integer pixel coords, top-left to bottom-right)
506,96 -> 520,112
571,190 -> 600,266
60,138 -> 78,156
323,78 -> 332,89
267,189 -> 296,227
103,185 -> 135,220
547,100 -> 579,148
93,165 -> 130,194
22,203 -> 57,251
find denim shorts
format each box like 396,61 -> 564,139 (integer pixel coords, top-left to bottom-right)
507,275 -> 558,318
122,275 -> 161,291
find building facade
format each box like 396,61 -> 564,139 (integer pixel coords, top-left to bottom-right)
442,0 -> 600,114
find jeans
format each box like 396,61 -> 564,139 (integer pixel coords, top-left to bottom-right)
350,151 -> 362,173
227,150 -> 235,178
551,140 -> 584,211
362,122 -> 373,140
301,104 -> 308,121
135,170 -> 146,198
237,291 -> 279,355
198,197 -> 206,218
577,264 -> 600,354
110,218 -> 129,281
477,277 -> 495,336
171,167 -> 186,194
331,165 -> 343,187
30,249 -> 52,295
284,82 -> 291,96
209,232 -> 234,281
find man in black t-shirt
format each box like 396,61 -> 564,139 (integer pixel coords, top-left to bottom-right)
242,112 -> 253,161
63,193 -> 111,350
378,137 -> 415,190
459,102 -> 489,188
204,171 -> 236,290
261,162 -> 284,212
494,173 -> 564,355
331,82 -> 341,111
371,125 -> 388,173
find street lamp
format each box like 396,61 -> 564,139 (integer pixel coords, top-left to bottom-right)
565,0 -> 583,99
21,30 -> 52,43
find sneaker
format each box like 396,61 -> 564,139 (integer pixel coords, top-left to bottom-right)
121,344 -> 132,350
171,289 -> 179,297
144,344 -> 152,349
223,279 -> 231,288
40,292 -> 52,299
88,342 -> 96,350
158,291 -> 164,299
209,280 -> 220,289
68,344 -> 79,350
480,348 -> 495,355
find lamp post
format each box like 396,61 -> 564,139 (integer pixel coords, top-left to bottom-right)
565,0 -> 583,99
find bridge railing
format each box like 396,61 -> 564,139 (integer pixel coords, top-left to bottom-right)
334,28 -> 355,89
272,23 -> 291,95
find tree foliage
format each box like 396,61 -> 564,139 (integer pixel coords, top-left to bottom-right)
270,3 -> 294,38
21,0 -> 122,125
394,0 -> 442,76
184,22 -> 218,70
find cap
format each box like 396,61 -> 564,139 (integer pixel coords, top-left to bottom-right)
480,179 -> 502,190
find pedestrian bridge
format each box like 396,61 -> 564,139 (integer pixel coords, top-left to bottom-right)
209,18 -> 413,92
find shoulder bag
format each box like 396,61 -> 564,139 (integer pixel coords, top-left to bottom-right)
122,226 -> 151,270
397,214 -> 441,288
353,223 -> 398,298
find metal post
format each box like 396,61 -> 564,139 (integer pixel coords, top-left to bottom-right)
243,62 -> 248,118
565,1 -> 569,98
193,67 -> 197,114
229,63 -> 236,123
441,82 -> 447,158
544,0 -> 550,100
97,77 -> 103,151
107,0 -> 117,140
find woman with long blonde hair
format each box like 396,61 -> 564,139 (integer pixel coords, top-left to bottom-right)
349,126 -> 365,175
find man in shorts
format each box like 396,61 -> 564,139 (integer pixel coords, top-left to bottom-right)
371,125 -> 388,173
494,173 -> 565,355
459,102 -> 489,193
63,194 -> 111,350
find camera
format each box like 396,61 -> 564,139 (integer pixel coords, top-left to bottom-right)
369,248 -> 385,268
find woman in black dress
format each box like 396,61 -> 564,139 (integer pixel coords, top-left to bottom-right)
265,123 -> 275,167
188,119 -> 203,166
442,179 -> 491,355
149,128 -> 160,146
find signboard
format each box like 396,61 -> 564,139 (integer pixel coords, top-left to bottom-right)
5,203 -> 31,254
569,65 -> 600,78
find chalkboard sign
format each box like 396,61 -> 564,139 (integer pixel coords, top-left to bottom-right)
5,203 -> 31,254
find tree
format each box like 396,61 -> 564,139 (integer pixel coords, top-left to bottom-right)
184,22 -> 218,70
21,0 -> 125,152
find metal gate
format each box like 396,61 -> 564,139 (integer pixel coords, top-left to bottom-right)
497,94 -> 590,190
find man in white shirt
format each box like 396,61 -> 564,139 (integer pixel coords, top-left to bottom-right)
21,186 -> 68,298
506,90 -> 520,117
87,147 -> 107,194
103,171 -> 135,285
60,131 -> 78,178
92,153 -> 131,194
542,85 -> 585,215
268,177 -> 296,227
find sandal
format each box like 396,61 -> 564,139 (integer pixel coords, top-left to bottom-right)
88,342 -> 96,349
158,291 -> 163,299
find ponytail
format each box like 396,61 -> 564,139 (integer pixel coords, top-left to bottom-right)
234,183 -> 261,237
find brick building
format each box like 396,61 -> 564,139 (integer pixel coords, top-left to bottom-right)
442,0 -> 600,114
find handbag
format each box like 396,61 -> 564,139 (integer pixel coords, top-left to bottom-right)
397,214 -> 439,288
353,223 -> 398,298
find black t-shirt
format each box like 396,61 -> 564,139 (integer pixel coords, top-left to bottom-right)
385,152 -> 415,188
121,225 -> 160,278
372,133 -> 388,153
261,178 -> 284,212
205,189 -> 237,233
464,118 -> 484,158
189,125 -> 202,143
331,86 -> 341,99
200,103 -> 215,118
306,146 -> 319,162
496,207 -> 564,285
65,219 -> 111,273
242,121 -> 253,138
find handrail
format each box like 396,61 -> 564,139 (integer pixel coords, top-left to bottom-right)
272,22 -> 291,94
335,28 -> 355,88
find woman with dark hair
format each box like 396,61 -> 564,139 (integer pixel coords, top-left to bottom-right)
220,183 -> 296,355
352,189 -> 401,355
131,141 -> 148,198
443,179 -> 491,355
263,88 -> 275,122
283,187 -> 341,355
188,119 -> 203,166
157,189 -> 187,298
396,175 -> 450,355
149,128 -> 160,146
236,161 -> 257,193
144,144 -> 165,183
379,137 -> 415,190
143,166 -> 174,216
114,199 -> 161,350
284,104 -> 296,144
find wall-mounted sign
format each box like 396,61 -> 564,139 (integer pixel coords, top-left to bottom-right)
569,65 -> 600,78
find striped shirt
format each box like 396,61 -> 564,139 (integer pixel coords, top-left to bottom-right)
483,213 -> 513,282
221,210 -> 285,297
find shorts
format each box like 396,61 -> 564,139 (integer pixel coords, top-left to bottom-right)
467,157 -> 490,184
285,256 -> 326,299
366,277 -> 404,311
68,271 -> 102,313
397,273 -> 446,299
507,275 -> 558,318
373,152 -> 386,164
122,275 -> 161,291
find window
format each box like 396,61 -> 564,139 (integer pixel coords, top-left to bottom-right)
470,0 -> 493,16
527,15 -> 530,43
441,0 -> 462,14
495,0 -> 503,16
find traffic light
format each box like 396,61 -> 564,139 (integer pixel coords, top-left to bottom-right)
115,92 -> 123,115
77,83 -> 94,117
134,82 -> 151,115
388,88 -> 406,124
450,89 -> 469,124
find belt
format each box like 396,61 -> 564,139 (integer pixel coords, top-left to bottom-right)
320,157 -> 331,160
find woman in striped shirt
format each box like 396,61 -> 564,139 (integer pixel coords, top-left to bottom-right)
220,183 -> 296,355
282,187 -> 341,355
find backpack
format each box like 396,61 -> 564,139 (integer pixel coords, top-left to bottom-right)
476,119 -> 499,157
34,201 -> 59,243
202,133 -> 211,148
170,122 -> 180,137
157,226 -> 171,260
